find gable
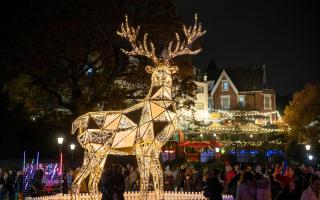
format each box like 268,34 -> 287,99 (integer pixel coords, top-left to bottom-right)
211,70 -> 238,96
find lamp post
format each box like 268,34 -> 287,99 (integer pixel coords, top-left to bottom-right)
305,144 -> 311,151
308,155 -> 313,161
57,136 -> 64,192
70,143 -> 75,166
308,154 -> 314,166
305,144 -> 312,165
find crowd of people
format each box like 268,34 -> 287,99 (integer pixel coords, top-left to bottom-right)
95,161 -> 320,200
2,161 -> 320,200
0,168 -> 23,200
160,162 -> 320,200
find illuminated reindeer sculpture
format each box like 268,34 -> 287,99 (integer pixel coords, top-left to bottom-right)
71,15 -> 205,199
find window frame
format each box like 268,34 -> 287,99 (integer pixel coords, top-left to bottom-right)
222,80 -> 229,91
220,95 -> 230,110
264,94 -> 272,110
197,86 -> 204,94
195,103 -> 204,110
238,95 -> 246,107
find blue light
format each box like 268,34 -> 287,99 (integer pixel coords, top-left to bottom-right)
86,67 -> 94,76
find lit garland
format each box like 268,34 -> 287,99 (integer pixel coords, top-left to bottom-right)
215,110 -> 283,122
200,126 -> 288,133
71,15 -> 205,199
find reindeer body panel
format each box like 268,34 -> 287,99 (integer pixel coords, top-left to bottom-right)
72,15 -> 205,200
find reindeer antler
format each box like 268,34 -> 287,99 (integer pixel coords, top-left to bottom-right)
166,14 -> 206,61
117,15 -> 159,64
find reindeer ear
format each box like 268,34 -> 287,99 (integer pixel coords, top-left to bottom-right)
145,65 -> 153,73
170,65 -> 179,74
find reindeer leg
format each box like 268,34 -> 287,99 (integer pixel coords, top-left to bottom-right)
72,150 -> 99,194
88,156 -> 107,194
150,152 -> 164,200
72,151 -> 91,194
137,153 -> 151,200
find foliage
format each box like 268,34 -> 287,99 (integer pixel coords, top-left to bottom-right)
1,0 -> 198,126
284,83 -> 320,142
286,140 -> 304,164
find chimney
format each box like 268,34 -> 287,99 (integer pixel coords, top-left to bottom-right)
204,74 -> 207,82
262,64 -> 267,88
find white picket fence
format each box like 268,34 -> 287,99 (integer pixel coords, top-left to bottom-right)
26,192 -> 234,200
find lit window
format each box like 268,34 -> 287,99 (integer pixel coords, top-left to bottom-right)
221,96 -> 230,110
197,86 -> 204,93
239,96 -> 246,107
222,81 -> 229,91
195,103 -> 204,110
264,95 -> 272,110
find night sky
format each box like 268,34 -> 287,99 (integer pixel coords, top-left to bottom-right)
173,0 -> 320,95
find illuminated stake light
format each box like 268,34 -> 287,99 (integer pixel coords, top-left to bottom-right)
163,150 -> 175,153
57,137 -> 64,145
305,144 -> 311,151
215,147 -> 220,153
70,144 -> 76,150
71,14 -> 206,199
308,155 -> 313,160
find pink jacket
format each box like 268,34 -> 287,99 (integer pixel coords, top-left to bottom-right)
301,186 -> 320,200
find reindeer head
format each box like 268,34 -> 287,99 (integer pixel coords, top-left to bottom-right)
117,14 -> 206,86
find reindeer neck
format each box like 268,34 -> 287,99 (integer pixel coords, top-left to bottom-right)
146,83 -> 173,101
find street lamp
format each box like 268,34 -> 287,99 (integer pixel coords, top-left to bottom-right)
70,144 -> 75,166
57,137 -> 64,193
308,155 -> 313,160
57,137 -> 64,173
57,137 -> 64,145
305,144 -> 311,151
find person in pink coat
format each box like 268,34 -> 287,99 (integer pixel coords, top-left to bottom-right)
301,174 -> 320,200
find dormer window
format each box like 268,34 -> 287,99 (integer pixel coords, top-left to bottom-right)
222,80 -> 229,91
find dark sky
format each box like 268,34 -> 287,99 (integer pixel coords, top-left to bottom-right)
172,0 -> 320,95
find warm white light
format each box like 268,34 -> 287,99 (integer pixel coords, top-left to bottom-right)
306,144 -> 311,151
308,155 -> 313,160
70,14 -> 205,199
70,144 -> 75,150
221,148 -> 225,154
215,147 -> 220,153
213,133 -> 217,137
250,134 -> 253,138
57,137 -> 64,144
